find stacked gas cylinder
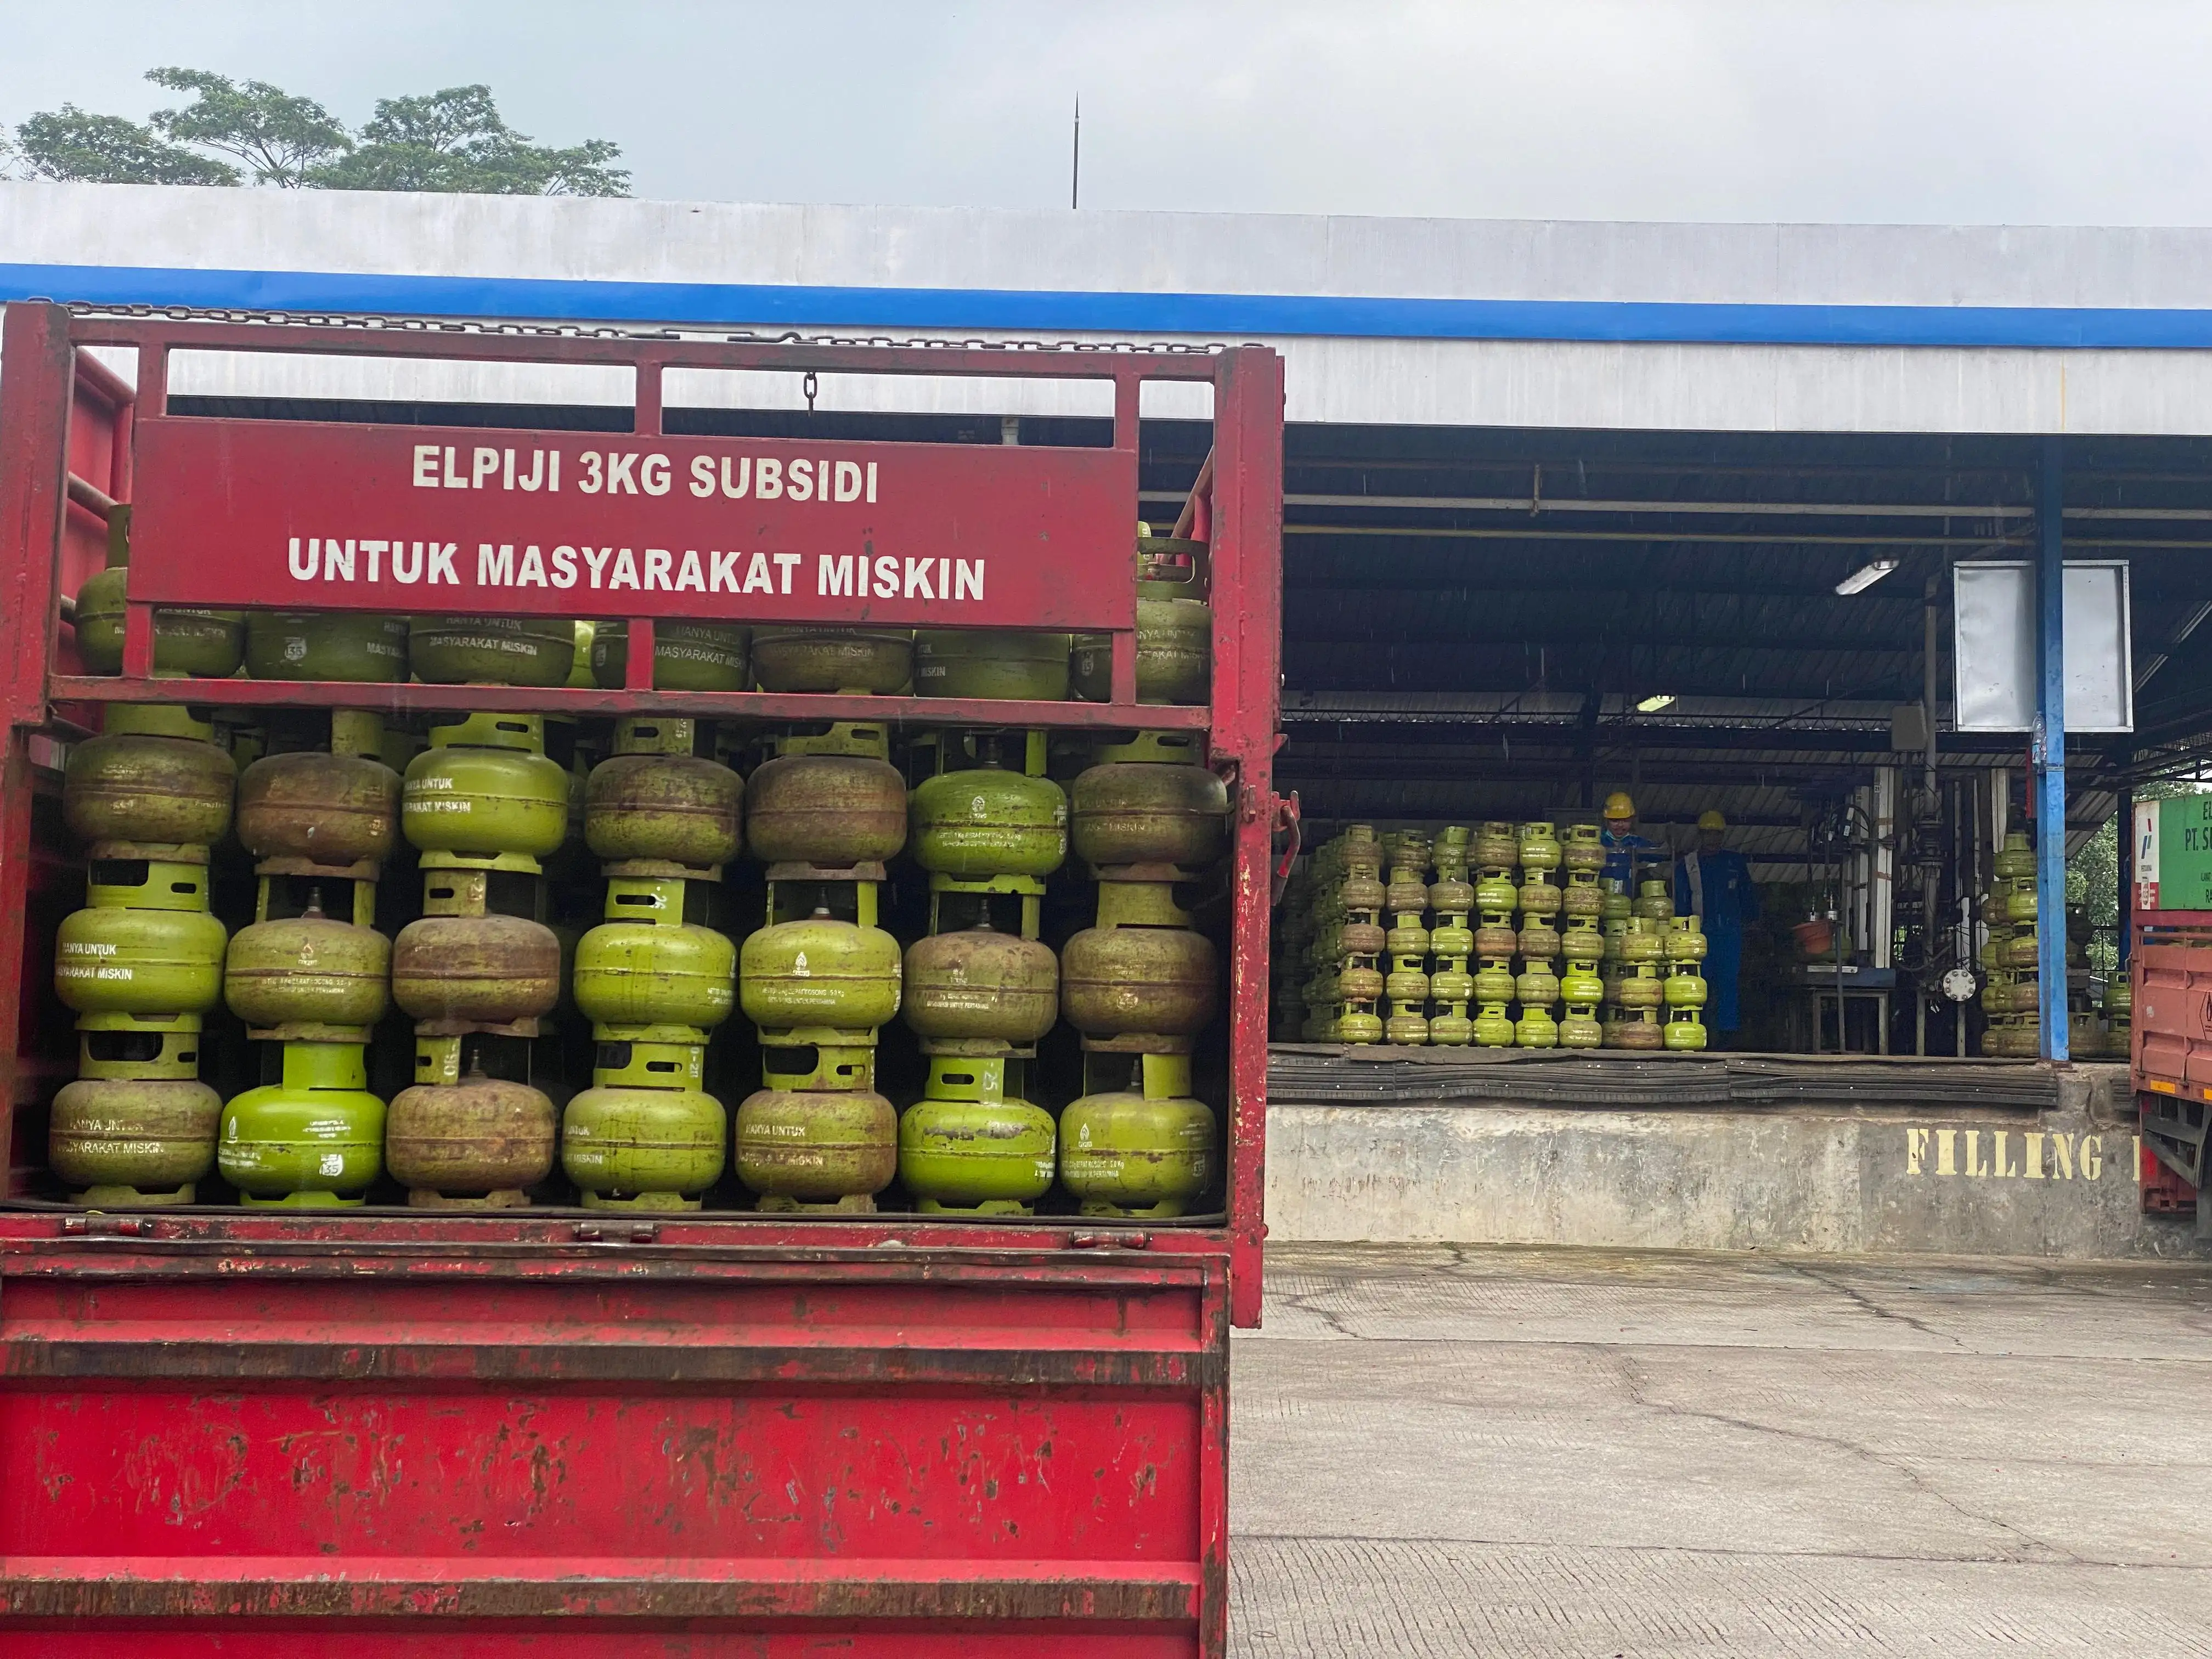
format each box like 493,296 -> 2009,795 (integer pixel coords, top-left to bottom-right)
736,721 -> 904,1210
1980,831 -> 2042,1057
1059,732 -> 1224,1215
1596,879 -> 1671,1049
900,732 -> 1065,1214
219,710 -> 399,1205
1425,828 -> 1476,1046
1659,916 -> 1709,1051
1380,831 -> 1434,1043
49,706 -> 235,1204
572,715 -> 741,1209
1295,827 -> 1386,1041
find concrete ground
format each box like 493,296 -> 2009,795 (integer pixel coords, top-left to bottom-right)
1231,1243 -> 2212,1657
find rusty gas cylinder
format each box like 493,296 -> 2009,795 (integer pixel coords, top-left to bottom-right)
385,1069 -> 558,1206
745,752 -> 907,867
391,913 -> 563,1025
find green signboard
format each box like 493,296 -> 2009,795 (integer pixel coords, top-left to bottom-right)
2135,795 -> 2212,912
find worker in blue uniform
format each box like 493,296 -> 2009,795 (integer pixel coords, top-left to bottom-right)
1675,809 -> 1760,1045
1600,791 -> 1659,890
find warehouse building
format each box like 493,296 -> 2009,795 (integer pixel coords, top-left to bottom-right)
2,183 -> 2197,1254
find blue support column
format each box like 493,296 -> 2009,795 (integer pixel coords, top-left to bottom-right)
2036,436 -> 2070,1061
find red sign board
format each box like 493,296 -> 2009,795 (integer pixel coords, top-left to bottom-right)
125,418 -> 1138,628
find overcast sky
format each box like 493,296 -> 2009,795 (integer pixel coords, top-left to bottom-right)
3,0 -> 2209,226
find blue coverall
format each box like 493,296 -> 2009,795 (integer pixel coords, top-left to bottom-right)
1675,849 -> 1760,1033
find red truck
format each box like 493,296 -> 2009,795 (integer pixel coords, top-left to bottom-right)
0,302 -> 1282,1656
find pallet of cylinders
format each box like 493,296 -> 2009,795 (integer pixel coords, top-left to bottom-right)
1426,827 -> 1475,1045
1303,826 -> 1385,1043
735,719 -> 906,1211
218,710 -> 397,1206
898,728 -> 1081,1214
1515,821 -> 1563,1047
383,711 -> 572,1206
1381,831 -> 1432,1045
561,714 -> 743,1211
48,704 -> 235,1204
1662,915 -> 1710,1051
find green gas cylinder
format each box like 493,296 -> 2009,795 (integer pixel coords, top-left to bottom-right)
385,1069 -> 557,1206
1663,968 -> 1708,1009
1058,1053 -> 1215,1217
55,860 -> 228,1018
409,615 -> 576,686
898,1061 -> 1057,1213
1664,1011 -> 1709,1051
1070,530 -> 1212,706
739,904 -> 901,1033
562,1082 -> 727,1209
64,704 -> 236,849
1474,872 -> 1519,916
1634,880 -> 1674,921
910,754 -> 1068,879
224,894 -> 391,1031
584,716 -> 743,869
903,921 -> 1057,1045
746,750 -> 909,867
1472,960 -> 1516,1003
751,627 -> 914,693
72,565 -> 245,678
245,612 -> 408,682
575,876 -> 737,1031
735,1087 -> 899,1208
1666,917 -> 1708,962
1514,1006 -> 1560,1048
1560,962 -> 1606,1007
402,712 -> 571,860
235,713 -> 399,870
1559,1011 -> 1603,1048
592,620 -> 751,692
47,1077 -> 222,1204
1994,831 -> 2036,883
914,630 -> 1073,701
1518,821 -> 1562,872
219,1041 -> 386,1206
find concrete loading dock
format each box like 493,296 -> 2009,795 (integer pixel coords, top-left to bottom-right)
12,189 -> 2212,1256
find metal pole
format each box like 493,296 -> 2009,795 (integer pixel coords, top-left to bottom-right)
2117,765 -> 2133,972
2036,437 -> 2070,1062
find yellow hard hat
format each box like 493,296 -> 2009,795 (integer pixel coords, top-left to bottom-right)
1604,792 -> 1636,820
1698,810 -> 1726,831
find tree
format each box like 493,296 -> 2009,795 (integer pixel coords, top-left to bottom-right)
309,85 -> 628,196
16,104 -> 239,185
143,68 -> 351,187
8,72 -> 627,196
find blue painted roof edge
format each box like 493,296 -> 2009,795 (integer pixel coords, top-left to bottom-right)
8,261 -> 2212,349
